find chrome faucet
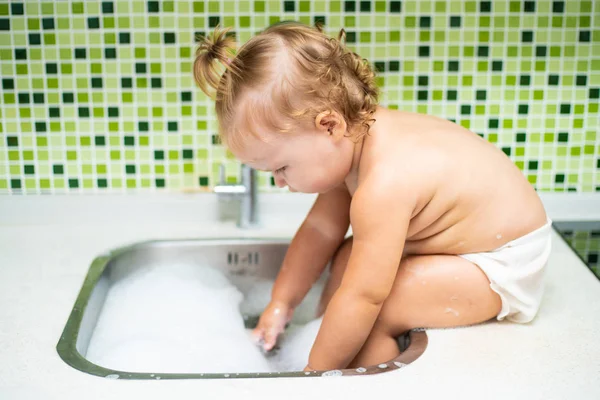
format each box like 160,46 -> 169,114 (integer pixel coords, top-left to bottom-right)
213,164 -> 259,228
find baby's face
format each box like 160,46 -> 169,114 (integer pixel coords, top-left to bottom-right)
231,122 -> 355,194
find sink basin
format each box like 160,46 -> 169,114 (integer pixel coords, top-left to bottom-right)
57,238 -> 427,379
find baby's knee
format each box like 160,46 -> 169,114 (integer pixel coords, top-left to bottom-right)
375,299 -> 416,336
376,268 -> 422,334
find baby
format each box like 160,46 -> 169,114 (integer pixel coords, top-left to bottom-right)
194,22 -> 552,372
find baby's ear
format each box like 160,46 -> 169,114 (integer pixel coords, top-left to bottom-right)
314,110 -> 347,140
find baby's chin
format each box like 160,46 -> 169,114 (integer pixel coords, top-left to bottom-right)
313,183 -> 345,195
286,186 -> 318,194
289,177 -> 345,194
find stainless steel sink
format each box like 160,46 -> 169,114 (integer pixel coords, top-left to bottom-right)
56,238 -> 427,379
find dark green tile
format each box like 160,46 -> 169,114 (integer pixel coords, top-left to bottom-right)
148,1 -> 159,12
11,3 -> 24,15
88,17 -> 100,29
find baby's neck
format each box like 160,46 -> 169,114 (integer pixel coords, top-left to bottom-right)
348,136 -> 364,180
348,106 -> 385,179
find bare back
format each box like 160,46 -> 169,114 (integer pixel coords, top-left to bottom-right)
346,108 -> 548,256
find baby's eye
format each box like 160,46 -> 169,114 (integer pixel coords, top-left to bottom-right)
274,166 -> 287,175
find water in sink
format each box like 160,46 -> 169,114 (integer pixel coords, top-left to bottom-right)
85,261 -> 323,373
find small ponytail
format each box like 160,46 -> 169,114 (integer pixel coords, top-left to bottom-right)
193,26 -> 238,98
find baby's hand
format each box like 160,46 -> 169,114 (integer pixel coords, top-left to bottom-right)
252,300 -> 294,352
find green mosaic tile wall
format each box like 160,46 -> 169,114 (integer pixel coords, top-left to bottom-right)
556,225 -> 600,277
0,0 -> 598,194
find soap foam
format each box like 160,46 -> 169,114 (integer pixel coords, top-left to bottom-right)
86,262 -> 322,373
265,317 -> 323,371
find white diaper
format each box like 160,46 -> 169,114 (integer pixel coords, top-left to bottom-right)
458,217 -> 553,323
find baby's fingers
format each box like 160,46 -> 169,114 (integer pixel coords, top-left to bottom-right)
263,328 -> 279,351
251,326 -> 265,345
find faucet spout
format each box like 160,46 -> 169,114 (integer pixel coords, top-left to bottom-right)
213,164 -> 259,228
239,164 -> 258,228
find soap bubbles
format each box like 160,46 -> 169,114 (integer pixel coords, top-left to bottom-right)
86,263 -> 270,373
86,262 -> 323,374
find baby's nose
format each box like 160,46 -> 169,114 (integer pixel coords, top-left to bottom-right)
273,175 -> 287,188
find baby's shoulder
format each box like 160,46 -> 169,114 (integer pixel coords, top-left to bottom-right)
384,109 -> 457,134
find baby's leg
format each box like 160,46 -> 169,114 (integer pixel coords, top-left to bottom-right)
318,237 -> 502,369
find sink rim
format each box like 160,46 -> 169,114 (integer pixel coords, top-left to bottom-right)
56,237 -> 428,379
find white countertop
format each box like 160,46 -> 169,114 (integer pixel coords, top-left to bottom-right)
0,194 -> 599,400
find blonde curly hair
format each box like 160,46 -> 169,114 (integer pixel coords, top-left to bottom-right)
193,21 -> 379,150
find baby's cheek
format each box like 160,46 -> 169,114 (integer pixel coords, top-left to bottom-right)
293,168 -> 329,193
306,175 -> 330,193
287,173 -> 309,192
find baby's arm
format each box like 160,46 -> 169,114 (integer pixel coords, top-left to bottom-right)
306,179 -> 415,370
253,184 -> 351,350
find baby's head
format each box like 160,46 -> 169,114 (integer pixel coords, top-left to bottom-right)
194,21 -> 379,193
